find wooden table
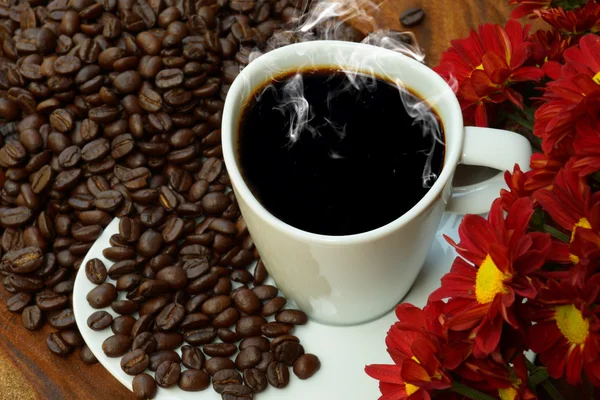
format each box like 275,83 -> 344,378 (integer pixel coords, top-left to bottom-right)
0,1 -> 511,398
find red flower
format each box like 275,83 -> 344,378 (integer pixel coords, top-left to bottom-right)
456,354 -> 536,400
535,1 -> 600,35
528,29 -> 573,67
509,0 -> 552,19
523,152 -> 568,192
429,198 -> 551,355
525,277 -> 600,386
500,164 -> 532,210
533,34 -> 600,154
533,168 -> 594,242
365,303 -> 452,400
435,20 -> 544,127
572,117 -> 600,176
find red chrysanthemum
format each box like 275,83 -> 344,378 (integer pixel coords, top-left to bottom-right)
528,29 -> 573,67
523,152 -> 568,192
435,20 -> 544,127
500,164 -> 532,210
429,198 -> 552,356
535,1 -> 600,35
456,354 -> 536,400
365,303 -> 452,400
509,0 -> 552,19
525,277 -> 600,386
534,167 -> 595,243
571,117 -> 600,176
534,34 -> 600,155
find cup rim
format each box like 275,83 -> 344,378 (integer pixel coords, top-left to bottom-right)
222,40 -> 463,245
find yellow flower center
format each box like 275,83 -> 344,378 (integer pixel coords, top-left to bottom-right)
499,387 -> 518,400
476,63 -> 484,70
555,304 -> 589,345
570,217 -> 592,243
569,253 -> 580,264
475,255 -> 509,304
405,383 -> 420,396
594,71 -> 600,85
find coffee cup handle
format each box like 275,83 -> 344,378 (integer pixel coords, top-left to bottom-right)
446,126 -> 532,215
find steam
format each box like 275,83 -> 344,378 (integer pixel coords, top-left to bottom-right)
250,0 -> 445,188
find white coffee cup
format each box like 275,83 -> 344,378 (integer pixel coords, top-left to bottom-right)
222,41 -> 531,325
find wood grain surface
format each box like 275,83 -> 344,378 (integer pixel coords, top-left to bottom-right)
0,1 -> 511,399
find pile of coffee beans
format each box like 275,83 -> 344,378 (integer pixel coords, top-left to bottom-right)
0,0 -> 356,396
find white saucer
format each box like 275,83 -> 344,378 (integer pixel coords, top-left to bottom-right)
73,213 -> 463,399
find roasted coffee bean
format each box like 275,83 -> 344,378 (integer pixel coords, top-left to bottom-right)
232,288 -> 260,315
112,315 -> 136,336
400,7 -> 425,27
133,373 -> 158,399
155,359 -> 181,388
255,352 -> 275,372
108,260 -> 137,279
261,297 -> 286,317
121,349 -> 150,375
155,265 -> 187,289
102,334 -> 132,357
103,246 -> 136,261
36,290 -> 68,311
222,384 -> 253,400
132,331 -> 158,354
86,283 -> 118,308
183,326 -> 217,345
181,344 -> 205,370
87,310 -> 113,330
201,295 -> 231,316
252,285 -> 278,301
155,302 -> 185,331
139,279 -> 169,297
205,357 -> 236,376
137,229 -> 163,257
271,335 -> 303,366
22,305 -> 43,330
47,331 -> 73,356
236,316 -> 266,338
5,247 -> 44,273
60,329 -> 84,348
80,344 -> 99,365
7,292 -> 31,313
131,314 -> 154,338
240,337 -> 270,353
178,369 -> 210,392
201,191 -> 230,215
244,368 -> 268,393
275,309 -> 308,325
213,369 -> 243,394
111,299 -> 139,315
153,332 -> 184,351
235,346 -> 262,371
149,350 -> 181,371
212,307 -> 239,328
267,361 -> 289,389
261,322 -> 293,338
253,260 -> 268,286
293,354 -> 321,380
47,308 -> 76,330
94,190 -> 123,211
139,296 -> 169,315
204,342 -> 237,358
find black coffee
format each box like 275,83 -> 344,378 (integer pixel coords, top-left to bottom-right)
237,69 -> 445,236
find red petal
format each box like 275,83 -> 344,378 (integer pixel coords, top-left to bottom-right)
511,66 -> 545,82
565,346 -> 584,385
365,364 -> 404,384
401,360 -> 431,384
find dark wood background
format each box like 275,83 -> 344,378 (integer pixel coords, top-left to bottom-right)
0,1 -> 513,398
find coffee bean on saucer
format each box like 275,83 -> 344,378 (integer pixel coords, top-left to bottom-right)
267,362 -> 289,389
181,345 -> 206,370
275,309 -> 308,325
102,334 -> 132,357
132,373 -> 157,399
121,349 -> 150,375
179,369 -> 210,392
87,310 -> 113,331
155,359 -> 181,388
293,354 -> 321,379
400,7 -> 425,27
243,368 -> 268,393
213,369 -> 243,393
